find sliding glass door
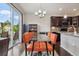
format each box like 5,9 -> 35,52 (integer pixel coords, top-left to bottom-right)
12,9 -> 20,45
0,3 -> 12,48
0,3 -> 22,51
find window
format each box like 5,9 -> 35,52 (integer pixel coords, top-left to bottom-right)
0,3 -> 22,49
12,9 -> 20,44
0,3 -> 11,37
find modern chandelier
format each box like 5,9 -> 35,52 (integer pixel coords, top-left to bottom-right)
34,4 -> 47,18
35,9 -> 47,18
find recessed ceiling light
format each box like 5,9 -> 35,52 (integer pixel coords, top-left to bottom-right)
59,8 -> 63,11
73,9 -> 77,11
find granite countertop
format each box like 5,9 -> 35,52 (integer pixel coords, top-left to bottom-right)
60,32 -> 79,37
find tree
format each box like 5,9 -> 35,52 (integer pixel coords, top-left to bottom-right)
2,20 -> 11,32
13,24 -> 19,33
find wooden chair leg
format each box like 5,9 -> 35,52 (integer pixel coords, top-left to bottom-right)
25,44 -> 27,56
38,51 -> 42,56
49,51 -> 51,55
31,41 -> 35,56
45,41 -> 49,56
53,44 -> 55,56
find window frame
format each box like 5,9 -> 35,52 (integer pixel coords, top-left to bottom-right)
8,3 -> 23,43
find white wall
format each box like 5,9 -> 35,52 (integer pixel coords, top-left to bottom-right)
23,13 -> 77,32
23,13 -> 78,41
24,13 -> 51,32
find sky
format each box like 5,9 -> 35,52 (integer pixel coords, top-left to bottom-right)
0,3 -> 20,25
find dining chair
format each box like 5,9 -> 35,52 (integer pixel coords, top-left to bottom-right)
23,32 -> 47,56
23,32 -> 36,56
47,32 -> 57,56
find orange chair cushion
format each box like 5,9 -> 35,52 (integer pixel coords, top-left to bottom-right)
47,43 -> 53,51
48,32 -> 51,38
27,41 -> 40,51
50,33 -> 57,44
39,42 -> 53,52
39,41 -> 46,51
48,33 -> 57,44
26,41 -> 53,52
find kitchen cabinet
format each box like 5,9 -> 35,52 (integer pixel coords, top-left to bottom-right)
51,16 -> 72,31
51,16 -> 63,27
61,33 -> 79,55
0,38 -> 9,56
28,24 -> 38,40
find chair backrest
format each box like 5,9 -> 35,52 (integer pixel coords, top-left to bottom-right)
52,32 -> 60,42
0,38 -> 9,56
48,32 -> 57,44
48,32 -> 51,38
23,32 -> 34,43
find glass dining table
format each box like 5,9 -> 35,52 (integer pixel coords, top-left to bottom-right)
30,33 -> 52,56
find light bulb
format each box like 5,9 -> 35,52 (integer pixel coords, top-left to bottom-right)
43,11 -> 46,15
35,12 -> 38,15
42,14 -> 45,17
52,27 -> 55,29
38,10 -> 42,13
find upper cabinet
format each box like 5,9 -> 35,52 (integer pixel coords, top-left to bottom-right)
51,16 -> 72,31
51,16 -> 79,32
51,16 -> 63,27
72,16 -> 79,32
51,16 -> 72,27
72,17 -> 78,27
72,16 -> 79,27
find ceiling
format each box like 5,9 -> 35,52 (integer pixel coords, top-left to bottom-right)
13,3 -> 79,16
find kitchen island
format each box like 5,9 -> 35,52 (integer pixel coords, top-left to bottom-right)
61,32 -> 79,56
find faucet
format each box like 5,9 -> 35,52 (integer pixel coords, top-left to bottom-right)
72,25 -> 77,35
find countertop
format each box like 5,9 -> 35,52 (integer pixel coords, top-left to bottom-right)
61,32 -> 79,56
60,32 -> 79,37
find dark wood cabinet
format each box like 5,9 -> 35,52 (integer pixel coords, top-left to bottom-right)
72,16 -> 79,27
72,16 -> 79,32
61,17 -> 72,31
28,24 -> 38,40
51,16 -> 79,32
28,24 -> 37,32
0,38 -> 9,56
51,16 -> 72,27
67,17 -> 72,25
51,16 -> 72,31
51,16 -> 63,27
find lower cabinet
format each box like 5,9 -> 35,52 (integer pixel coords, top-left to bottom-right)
61,33 -> 79,56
